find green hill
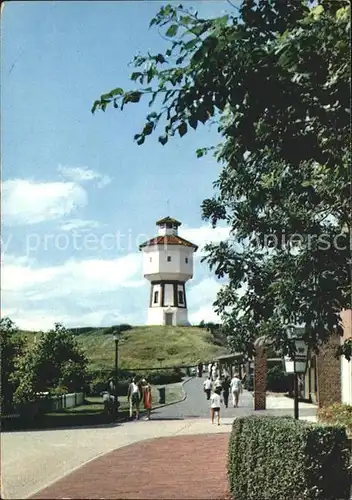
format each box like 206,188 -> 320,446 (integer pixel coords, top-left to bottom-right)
19,325 -> 227,371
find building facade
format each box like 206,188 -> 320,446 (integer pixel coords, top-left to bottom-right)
139,216 -> 198,326
302,309 -> 352,407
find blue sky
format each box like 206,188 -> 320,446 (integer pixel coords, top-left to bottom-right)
1,0 -> 234,330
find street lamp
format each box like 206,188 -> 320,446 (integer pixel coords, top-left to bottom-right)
157,357 -> 165,368
112,330 -> 120,420
283,324 -> 309,420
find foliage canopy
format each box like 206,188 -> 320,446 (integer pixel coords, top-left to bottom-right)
93,0 -> 351,358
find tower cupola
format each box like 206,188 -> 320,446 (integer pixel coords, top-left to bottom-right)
156,216 -> 181,236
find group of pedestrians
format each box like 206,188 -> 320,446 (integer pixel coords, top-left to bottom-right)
127,377 -> 152,420
203,370 -> 243,425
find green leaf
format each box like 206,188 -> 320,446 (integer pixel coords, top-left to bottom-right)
143,122 -> 154,136
158,135 -> 168,145
184,39 -> 198,50
189,116 -> 198,130
156,54 -> 166,64
91,100 -> 100,114
178,122 -> 188,137
109,87 -> 124,96
136,136 -> 145,145
131,72 -> 142,82
129,91 -> 142,103
166,24 -> 179,37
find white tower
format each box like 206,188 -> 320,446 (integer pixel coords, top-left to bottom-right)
139,216 -> 198,326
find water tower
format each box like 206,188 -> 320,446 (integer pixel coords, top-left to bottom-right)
139,216 -> 198,326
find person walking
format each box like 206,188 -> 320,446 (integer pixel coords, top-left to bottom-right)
230,373 -> 243,408
214,375 -> 222,391
141,378 -> 152,420
222,375 -> 231,408
210,387 -> 223,425
127,377 -> 141,420
211,363 -> 217,381
203,376 -> 213,400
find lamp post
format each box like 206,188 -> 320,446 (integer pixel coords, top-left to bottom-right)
157,357 -> 165,368
283,324 -> 309,420
112,331 -> 120,420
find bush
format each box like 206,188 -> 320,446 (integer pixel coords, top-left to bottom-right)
318,403 -> 352,436
141,369 -> 183,385
266,365 -> 292,392
88,376 -> 129,397
228,416 -> 350,500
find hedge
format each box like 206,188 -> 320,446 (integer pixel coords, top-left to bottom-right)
88,368 -> 183,396
317,403 -> 352,436
228,416 -> 350,500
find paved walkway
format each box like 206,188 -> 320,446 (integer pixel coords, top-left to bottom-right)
31,433 -> 230,499
1,375 -> 317,499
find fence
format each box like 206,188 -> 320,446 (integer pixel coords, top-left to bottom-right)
50,392 -> 84,411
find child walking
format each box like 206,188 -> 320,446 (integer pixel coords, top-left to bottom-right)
210,387 -> 223,425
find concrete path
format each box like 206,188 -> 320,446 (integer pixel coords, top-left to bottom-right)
1,375 -> 317,499
156,376 -> 317,420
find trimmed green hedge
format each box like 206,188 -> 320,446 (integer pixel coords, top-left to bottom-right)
88,368 -> 183,396
318,403 -> 352,436
228,416 -> 350,500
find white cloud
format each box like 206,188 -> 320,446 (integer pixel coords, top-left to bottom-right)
58,165 -> 112,188
189,305 -> 221,325
1,253 -> 143,298
180,225 -> 232,256
1,252 -> 146,330
187,277 -> 224,325
2,179 -> 87,226
0,224 -> 235,330
59,219 -> 100,231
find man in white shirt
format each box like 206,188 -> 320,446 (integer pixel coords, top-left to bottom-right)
230,373 -> 243,408
203,376 -> 212,400
127,377 -> 141,419
210,387 -> 223,425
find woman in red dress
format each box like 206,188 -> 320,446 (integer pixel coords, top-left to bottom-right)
142,379 -> 152,420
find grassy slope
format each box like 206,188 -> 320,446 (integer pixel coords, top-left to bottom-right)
19,325 -> 227,371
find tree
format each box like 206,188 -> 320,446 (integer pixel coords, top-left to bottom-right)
14,323 -> 89,404
0,317 -> 25,412
92,1 -> 350,358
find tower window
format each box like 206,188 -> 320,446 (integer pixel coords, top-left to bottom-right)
149,257 -> 152,262
185,257 -> 188,263
167,256 -> 171,262
153,291 -> 159,304
166,223 -> 173,229
178,290 -> 184,304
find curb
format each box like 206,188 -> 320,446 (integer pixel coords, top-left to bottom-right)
12,379 -> 195,498
153,376 -> 192,410
113,376 -> 192,424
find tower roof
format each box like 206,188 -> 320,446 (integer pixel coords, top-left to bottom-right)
156,216 -> 182,227
139,235 -> 198,251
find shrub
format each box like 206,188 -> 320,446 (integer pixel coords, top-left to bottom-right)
266,364 -> 292,392
318,403 -> 352,436
141,369 -> 183,385
88,375 -> 129,397
228,416 -> 350,500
